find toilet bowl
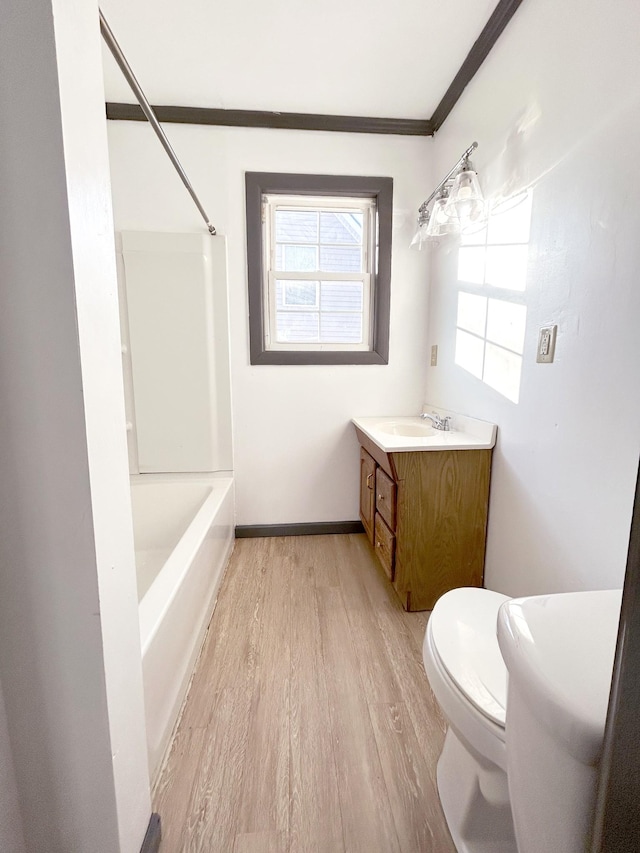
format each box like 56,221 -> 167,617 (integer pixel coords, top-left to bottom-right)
423,586 -> 622,853
423,587 -> 516,853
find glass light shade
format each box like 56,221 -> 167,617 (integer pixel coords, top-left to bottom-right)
444,168 -> 486,225
426,197 -> 458,237
410,214 -> 431,250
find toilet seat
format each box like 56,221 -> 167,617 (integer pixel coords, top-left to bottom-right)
423,588 -> 518,852
423,587 -> 510,773
429,587 -> 509,727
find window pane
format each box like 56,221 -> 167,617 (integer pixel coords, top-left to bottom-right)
275,209 -> 318,243
320,245 -> 362,272
321,281 -> 363,312
278,280 -> 319,308
275,312 -> 319,342
320,211 -> 363,245
320,313 -> 363,343
275,280 -> 320,309
457,292 -> 487,337
276,244 -> 318,272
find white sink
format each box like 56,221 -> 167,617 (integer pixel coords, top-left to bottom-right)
378,420 -> 435,437
352,409 -> 497,453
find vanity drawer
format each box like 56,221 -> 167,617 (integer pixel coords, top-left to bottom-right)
376,467 -> 397,530
374,512 -> 395,580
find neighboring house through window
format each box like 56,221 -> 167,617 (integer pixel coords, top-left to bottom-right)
245,172 -> 393,365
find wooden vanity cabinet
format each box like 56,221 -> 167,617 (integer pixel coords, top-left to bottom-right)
356,431 -> 492,612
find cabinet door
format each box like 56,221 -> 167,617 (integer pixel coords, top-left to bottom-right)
392,448 -> 492,611
359,447 -> 376,544
375,467 -> 397,531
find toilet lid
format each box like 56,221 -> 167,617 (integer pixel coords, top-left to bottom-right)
497,589 -> 622,765
430,587 -> 509,727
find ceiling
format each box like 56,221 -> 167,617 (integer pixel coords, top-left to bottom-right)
100,0 -> 501,121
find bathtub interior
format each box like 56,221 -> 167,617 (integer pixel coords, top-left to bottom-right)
130,478 -> 212,600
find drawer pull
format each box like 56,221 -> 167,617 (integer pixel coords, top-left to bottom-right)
378,494 -> 384,501
366,473 -> 374,489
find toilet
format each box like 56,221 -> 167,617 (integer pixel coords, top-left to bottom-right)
423,587 -> 515,852
423,586 -> 622,853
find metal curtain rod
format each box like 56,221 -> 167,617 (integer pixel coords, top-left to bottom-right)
418,141 -> 478,214
99,9 -> 217,236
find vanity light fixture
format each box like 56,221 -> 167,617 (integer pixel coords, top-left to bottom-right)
410,141 -> 486,249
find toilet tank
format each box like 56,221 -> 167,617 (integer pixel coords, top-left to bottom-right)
497,589 -> 622,853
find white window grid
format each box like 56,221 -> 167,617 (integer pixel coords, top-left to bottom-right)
262,194 -> 376,352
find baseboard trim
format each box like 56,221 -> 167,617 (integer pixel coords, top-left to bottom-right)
235,521 -> 364,538
140,813 -> 161,853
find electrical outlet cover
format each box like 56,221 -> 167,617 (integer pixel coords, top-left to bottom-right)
536,325 -> 557,363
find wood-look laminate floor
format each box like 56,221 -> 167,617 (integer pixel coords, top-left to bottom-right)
154,534 -> 456,853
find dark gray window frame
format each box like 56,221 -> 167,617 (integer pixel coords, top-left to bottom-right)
245,172 -> 393,365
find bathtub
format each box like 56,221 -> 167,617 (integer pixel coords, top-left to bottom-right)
130,473 -> 235,780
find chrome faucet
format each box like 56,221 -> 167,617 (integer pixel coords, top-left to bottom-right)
420,412 -> 452,431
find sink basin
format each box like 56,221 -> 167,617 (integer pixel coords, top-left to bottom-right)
378,421 -> 435,437
352,411 -> 497,452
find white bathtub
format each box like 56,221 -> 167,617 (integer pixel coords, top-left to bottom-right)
130,473 -> 235,780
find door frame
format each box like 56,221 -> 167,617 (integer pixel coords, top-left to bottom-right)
591,455 -> 640,849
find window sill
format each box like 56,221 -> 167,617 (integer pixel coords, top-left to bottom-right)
250,349 -> 388,366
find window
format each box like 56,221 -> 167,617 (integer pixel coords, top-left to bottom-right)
246,173 -> 393,365
266,196 -> 373,351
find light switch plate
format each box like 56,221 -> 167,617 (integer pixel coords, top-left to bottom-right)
430,345 -> 438,366
536,325 -> 557,363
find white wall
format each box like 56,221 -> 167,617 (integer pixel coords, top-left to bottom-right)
107,123 -> 432,525
0,680 -> 25,853
426,0 -> 640,595
0,1 -> 150,850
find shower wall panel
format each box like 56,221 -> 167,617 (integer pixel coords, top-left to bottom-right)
120,231 -> 233,474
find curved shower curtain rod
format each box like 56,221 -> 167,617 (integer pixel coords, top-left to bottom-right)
99,9 -> 217,236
